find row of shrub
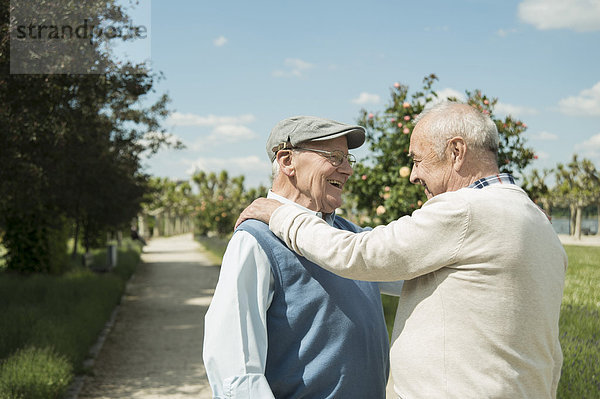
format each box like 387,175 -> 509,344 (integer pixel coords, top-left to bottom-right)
0,240 -> 141,399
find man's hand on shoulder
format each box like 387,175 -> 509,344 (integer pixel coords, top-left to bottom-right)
235,198 -> 283,229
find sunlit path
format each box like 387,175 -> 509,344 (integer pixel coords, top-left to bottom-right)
78,233 -> 219,399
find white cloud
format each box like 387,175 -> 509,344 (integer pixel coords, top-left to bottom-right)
273,58 -> 314,78
185,155 -> 270,176
213,36 -> 228,47
518,0 -> 600,32
208,124 -> 257,142
419,88 -> 465,111
167,112 -> 255,127
558,82 -> 600,116
532,131 -> 559,141
167,112 -> 257,146
352,92 -> 381,105
434,88 -> 466,102
574,133 -> 600,160
426,90 -> 538,118
576,133 -> 600,150
494,102 -> 539,117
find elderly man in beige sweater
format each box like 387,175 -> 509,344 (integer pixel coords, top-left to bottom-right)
237,102 -> 567,399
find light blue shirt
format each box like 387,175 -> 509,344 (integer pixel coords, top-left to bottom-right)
203,191 -> 403,398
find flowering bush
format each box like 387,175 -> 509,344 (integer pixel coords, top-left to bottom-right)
343,74 -> 535,225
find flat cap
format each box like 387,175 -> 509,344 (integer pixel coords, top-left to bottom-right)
266,115 -> 366,161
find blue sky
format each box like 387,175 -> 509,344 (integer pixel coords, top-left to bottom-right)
130,0 -> 600,188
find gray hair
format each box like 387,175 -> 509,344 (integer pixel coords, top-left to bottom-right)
271,158 -> 280,180
415,101 -> 499,160
271,148 -> 302,180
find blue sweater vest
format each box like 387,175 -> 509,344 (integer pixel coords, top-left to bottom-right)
237,218 -> 389,398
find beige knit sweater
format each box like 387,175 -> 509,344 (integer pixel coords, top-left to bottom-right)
269,184 -> 567,399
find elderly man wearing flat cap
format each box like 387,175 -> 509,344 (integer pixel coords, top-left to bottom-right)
203,116 -> 402,398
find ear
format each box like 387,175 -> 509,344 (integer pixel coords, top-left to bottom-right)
447,137 -> 467,171
277,150 -> 295,177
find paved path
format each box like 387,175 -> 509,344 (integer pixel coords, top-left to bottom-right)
78,234 -> 219,399
558,233 -> 600,247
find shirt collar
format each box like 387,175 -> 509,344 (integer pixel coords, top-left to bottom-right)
468,173 -> 516,189
267,190 -> 336,226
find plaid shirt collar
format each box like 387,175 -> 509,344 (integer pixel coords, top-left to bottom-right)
468,173 -> 516,189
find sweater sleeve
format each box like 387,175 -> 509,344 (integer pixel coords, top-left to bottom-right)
269,193 -> 471,281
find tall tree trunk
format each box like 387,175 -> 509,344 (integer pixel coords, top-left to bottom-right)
153,215 -> 160,237
541,199 -> 552,221
574,205 -> 583,240
71,218 -> 80,259
138,215 -> 145,238
597,201 -> 600,236
569,204 -> 577,235
83,219 -> 91,253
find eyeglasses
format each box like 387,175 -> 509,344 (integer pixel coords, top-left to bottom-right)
293,147 -> 356,167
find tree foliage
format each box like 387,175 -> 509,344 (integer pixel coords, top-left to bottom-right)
141,177 -> 195,237
522,155 -> 600,237
522,168 -> 553,212
0,0 -> 179,272
553,155 -> 599,236
193,171 -> 268,237
343,74 -> 536,225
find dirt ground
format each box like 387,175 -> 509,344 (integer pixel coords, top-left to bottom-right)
77,234 -> 219,399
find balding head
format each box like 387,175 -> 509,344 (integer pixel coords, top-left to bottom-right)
415,102 -> 500,162
408,102 -> 501,198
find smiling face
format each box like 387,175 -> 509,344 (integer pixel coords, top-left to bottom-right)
291,136 -> 353,214
408,123 -> 454,199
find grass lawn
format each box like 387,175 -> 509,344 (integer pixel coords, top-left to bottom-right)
556,245 -> 600,397
0,241 -> 141,399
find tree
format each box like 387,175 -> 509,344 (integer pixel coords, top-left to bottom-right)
522,168 -> 554,213
553,155 -> 599,238
142,177 -> 196,237
0,0 -> 179,272
344,74 -> 536,225
193,171 -> 268,237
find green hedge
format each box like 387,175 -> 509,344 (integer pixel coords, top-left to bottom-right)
0,241 -> 141,399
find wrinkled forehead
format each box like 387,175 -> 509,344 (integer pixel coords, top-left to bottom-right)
408,122 -> 427,146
